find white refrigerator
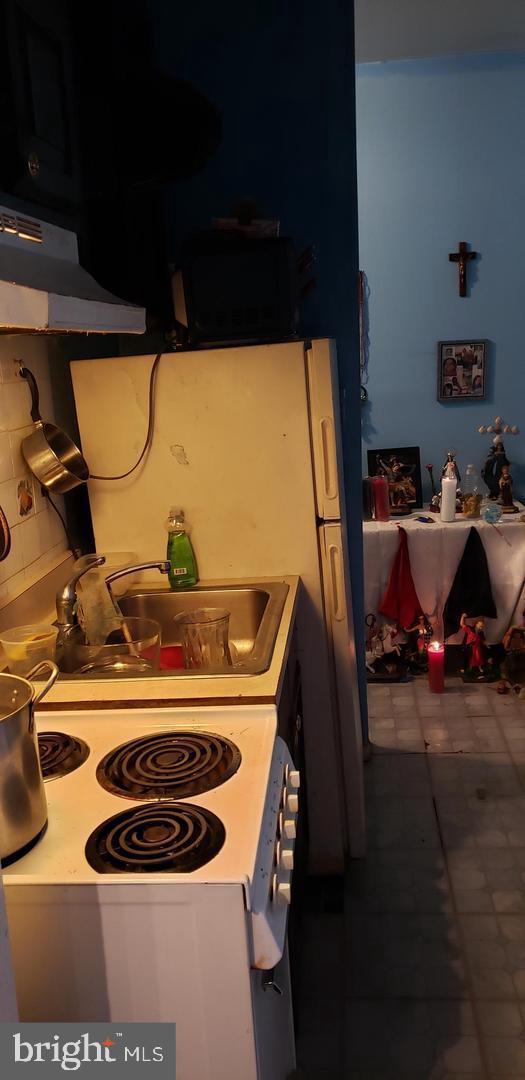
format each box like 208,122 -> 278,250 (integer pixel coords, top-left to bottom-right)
71,338 -> 365,873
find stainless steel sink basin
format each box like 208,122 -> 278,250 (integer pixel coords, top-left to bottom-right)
117,581 -> 289,677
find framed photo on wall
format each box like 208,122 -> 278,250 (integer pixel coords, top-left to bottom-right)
367,446 -> 422,511
437,339 -> 487,401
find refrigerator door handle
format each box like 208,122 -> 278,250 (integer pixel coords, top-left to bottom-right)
328,541 -> 345,622
320,416 -> 338,502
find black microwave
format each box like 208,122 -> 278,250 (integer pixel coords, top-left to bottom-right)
172,235 -> 298,346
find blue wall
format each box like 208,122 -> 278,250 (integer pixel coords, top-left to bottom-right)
357,52 -> 525,500
150,0 -> 368,723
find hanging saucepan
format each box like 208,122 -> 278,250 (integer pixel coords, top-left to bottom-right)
0,504 -> 11,561
0,660 -> 58,866
19,366 -> 89,494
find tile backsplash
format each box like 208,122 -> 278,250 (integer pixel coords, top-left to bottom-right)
0,336 -> 68,607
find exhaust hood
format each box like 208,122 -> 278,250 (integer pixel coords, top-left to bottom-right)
0,205 -> 145,334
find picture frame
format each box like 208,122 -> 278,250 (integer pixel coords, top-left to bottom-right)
437,339 -> 487,402
367,446 -> 422,511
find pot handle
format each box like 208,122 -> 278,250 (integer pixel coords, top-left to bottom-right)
26,660 -> 59,709
19,365 -> 42,424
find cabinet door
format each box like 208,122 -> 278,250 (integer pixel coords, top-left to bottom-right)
1,0 -> 81,211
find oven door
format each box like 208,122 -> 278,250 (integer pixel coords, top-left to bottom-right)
250,942 -> 295,1080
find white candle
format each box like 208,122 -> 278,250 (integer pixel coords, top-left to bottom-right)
440,476 -> 457,522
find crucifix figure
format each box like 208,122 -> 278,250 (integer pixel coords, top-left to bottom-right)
449,241 -> 477,297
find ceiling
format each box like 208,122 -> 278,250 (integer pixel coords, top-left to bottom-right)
355,0 -> 525,63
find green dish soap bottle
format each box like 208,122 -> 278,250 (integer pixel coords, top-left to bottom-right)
166,507 -> 198,589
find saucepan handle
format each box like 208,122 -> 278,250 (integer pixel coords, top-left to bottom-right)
19,365 -> 42,424
27,660 -> 59,710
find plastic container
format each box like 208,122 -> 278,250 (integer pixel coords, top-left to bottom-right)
0,624 -> 57,675
166,508 -> 198,590
60,617 -> 161,675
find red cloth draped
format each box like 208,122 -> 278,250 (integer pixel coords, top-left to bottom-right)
378,526 -> 423,628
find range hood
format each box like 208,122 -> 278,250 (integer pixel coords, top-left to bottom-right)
0,205 -> 145,334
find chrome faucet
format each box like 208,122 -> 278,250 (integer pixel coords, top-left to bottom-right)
55,556 -> 170,645
55,554 -> 106,642
105,560 -> 170,601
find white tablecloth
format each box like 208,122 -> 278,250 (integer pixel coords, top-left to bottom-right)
363,511 -> 525,643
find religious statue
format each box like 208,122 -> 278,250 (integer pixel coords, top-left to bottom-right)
404,614 -> 433,671
498,464 -> 518,513
441,450 -> 461,484
482,436 -> 509,499
441,450 -> 463,511
460,613 -> 498,682
365,619 -> 406,678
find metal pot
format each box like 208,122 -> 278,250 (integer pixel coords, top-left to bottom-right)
0,660 -> 58,867
20,366 -> 89,493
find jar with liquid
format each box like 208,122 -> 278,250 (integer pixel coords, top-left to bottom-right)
462,464 -> 482,518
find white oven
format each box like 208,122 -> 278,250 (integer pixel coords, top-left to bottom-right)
3,705 -> 299,1079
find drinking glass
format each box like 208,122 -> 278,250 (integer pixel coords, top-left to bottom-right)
173,608 -> 235,671
60,617 -> 161,675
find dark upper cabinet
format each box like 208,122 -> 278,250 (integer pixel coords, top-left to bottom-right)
0,0 -> 82,214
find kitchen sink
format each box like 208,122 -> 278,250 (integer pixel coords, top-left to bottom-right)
117,581 -> 289,677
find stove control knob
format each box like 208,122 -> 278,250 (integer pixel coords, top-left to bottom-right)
272,873 -> 292,905
285,791 -> 299,814
275,841 -> 294,871
286,769 -> 301,791
277,880 -> 292,904
280,847 -> 294,871
281,815 -> 296,841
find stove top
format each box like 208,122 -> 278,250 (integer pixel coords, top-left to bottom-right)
38,732 -> 90,781
96,730 -> 241,801
5,706 -> 279,888
85,800 -> 226,873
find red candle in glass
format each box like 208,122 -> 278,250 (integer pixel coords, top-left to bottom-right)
371,475 -> 390,522
428,641 -> 445,693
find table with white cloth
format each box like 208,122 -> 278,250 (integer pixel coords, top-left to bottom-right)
363,510 -> 525,643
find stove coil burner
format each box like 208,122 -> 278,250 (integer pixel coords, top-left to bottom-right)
38,732 -> 90,781
85,801 -> 225,873
96,730 -> 241,800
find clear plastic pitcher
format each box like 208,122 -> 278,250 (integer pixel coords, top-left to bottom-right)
173,608 -> 234,671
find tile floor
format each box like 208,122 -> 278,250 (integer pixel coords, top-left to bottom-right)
294,678 -> 525,1079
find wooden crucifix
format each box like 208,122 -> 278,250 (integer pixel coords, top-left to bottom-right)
449,241 -> 477,297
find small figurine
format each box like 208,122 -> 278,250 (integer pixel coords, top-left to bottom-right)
498,464 -> 518,514
365,619 -> 407,679
441,450 -> 461,484
441,450 -> 463,510
482,435 -> 509,499
426,464 -> 440,512
460,612 -> 498,682
405,614 -> 433,671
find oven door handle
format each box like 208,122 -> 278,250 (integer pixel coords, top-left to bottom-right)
261,968 -> 283,995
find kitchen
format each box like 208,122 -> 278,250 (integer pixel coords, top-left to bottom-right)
0,1 -> 363,1077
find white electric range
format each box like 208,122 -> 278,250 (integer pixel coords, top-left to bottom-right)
2,705 -> 299,1080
